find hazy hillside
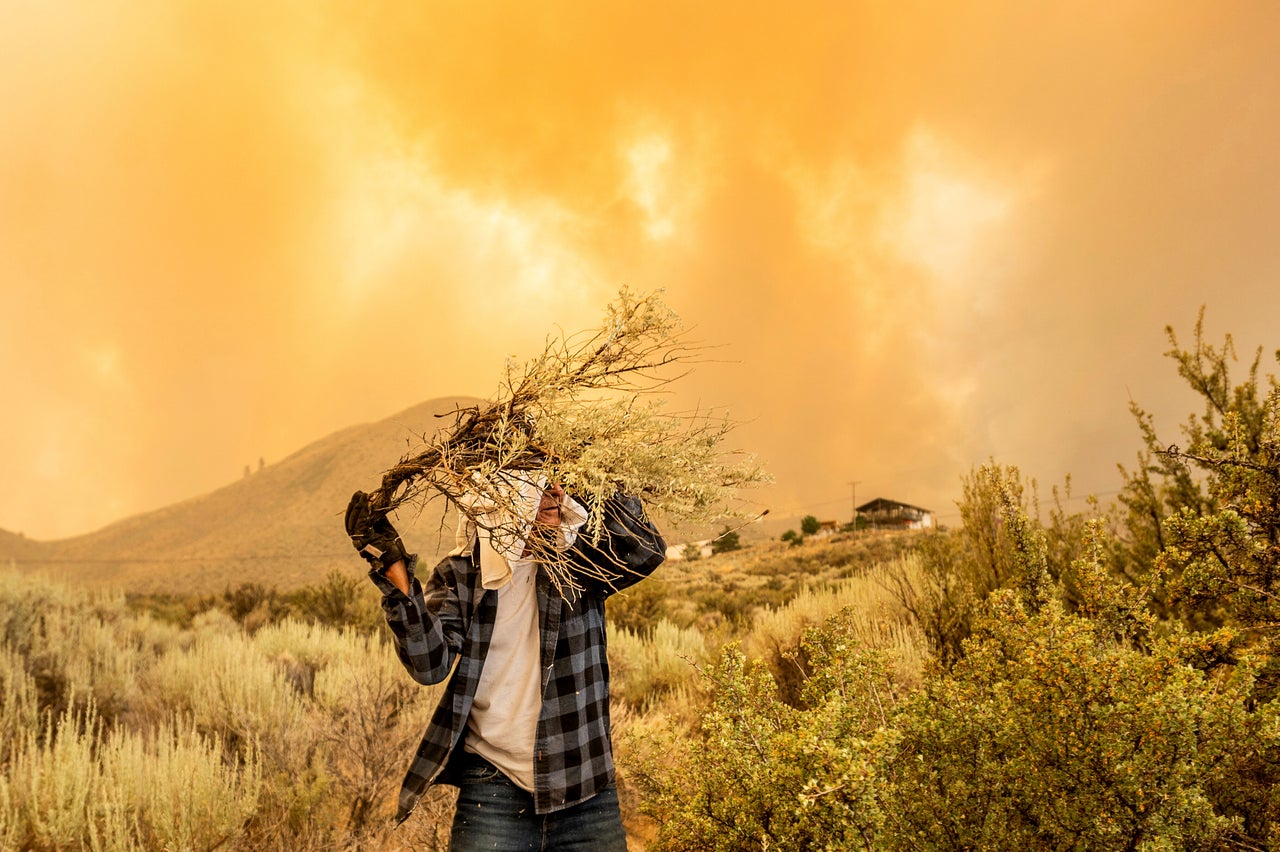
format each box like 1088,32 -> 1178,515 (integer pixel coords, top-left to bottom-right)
0,397 -> 481,593
0,530 -> 42,562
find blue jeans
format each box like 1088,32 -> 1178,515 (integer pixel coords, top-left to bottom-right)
449,754 -> 628,851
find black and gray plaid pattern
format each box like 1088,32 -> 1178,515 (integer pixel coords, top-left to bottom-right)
368,494 -> 664,823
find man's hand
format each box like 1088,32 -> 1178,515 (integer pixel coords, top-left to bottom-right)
345,491 -> 409,573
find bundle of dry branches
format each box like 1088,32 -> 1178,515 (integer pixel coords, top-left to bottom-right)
367,288 -> 769,596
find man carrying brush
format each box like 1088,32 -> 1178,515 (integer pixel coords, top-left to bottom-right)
345,481 -> 665,851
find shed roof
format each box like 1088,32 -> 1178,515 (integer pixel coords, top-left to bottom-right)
856,497 -> 932,514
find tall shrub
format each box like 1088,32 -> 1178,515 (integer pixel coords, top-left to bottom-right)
638,628 -> 902,851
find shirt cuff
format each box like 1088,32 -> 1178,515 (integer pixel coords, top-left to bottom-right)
366,554 -> 418,598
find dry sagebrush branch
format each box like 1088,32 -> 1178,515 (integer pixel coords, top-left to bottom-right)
367,288 -> 770,596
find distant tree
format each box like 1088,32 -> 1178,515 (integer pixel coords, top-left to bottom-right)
258,456 -> 265,472
682,542 -> 703,561
243,464 -> 251,479
840,514 -> 870,532
801,515 -> 820,536
711,527 -> 741,554
606,577 -> 670,634
290,569 -> 382,632
222,582 -> 287,631
780,530 -> 801,547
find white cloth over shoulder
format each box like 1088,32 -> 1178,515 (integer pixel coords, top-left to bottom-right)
448,474 -> 587,590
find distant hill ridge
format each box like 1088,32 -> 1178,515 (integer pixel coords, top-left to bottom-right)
0,397 -> 482,594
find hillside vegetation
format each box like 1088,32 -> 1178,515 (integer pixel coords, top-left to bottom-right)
3,313 -> 1279,850
0,397 -> 481,594
629,314 -> 1280,850
0,527 -> 917,850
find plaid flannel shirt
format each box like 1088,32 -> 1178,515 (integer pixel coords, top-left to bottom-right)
368,494 -> 665,822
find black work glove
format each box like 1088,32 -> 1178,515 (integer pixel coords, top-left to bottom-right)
345,491 -> 409,573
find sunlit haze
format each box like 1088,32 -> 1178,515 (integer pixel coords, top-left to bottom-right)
4,2 -> 1280,540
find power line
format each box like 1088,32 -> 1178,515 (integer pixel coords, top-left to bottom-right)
765,496 -> 852,516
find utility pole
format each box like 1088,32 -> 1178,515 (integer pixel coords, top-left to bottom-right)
848,480 -> 861,530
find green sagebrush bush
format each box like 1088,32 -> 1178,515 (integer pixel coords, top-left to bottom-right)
1111,312 -> 1280,724
886,592 -> 1275,851
884,464 -> 1095,669
640,498 -> 1280,850
640,588 -> 1280,852
0,577 -> 146,726
636,613 -> 908,851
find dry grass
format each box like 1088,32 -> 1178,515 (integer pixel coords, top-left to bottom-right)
0,568 -> 452,849
1,530 -> 929,849
743,554 -> 928,687
608,619 -> 708,710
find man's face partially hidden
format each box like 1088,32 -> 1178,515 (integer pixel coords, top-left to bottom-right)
535,484 -> 564,526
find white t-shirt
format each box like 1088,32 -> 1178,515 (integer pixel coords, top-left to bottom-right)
463,557 -> 542,791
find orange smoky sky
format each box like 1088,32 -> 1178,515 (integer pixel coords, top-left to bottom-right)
3,2 -> 1280,540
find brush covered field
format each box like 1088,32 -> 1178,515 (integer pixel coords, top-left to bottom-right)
4,319 -> 1280,850
0,530 -> 922,851
4,496 -> 1280,851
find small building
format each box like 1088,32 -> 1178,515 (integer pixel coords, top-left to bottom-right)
856,498 -> 934,530
817,520 -> 839,537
